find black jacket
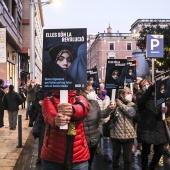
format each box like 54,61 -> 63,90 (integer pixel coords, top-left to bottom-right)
3,91 -> 23,111
0,87 -> 5,107
136,84 -> 167,145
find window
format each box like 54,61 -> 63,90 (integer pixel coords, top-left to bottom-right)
127,43 -> 132,50
17,14 -> 21,31
109,43 -> 114,50
12,0 -> 17,21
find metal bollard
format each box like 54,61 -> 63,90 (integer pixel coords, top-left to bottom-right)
17,115 -> 23,148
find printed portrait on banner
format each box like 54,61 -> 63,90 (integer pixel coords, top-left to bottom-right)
126,60 -> 137,83
155,71 -> 170,106
105,59 -> 127,89
87,67 -> 100,90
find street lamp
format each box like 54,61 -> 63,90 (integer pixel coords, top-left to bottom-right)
29,0 -> 53,81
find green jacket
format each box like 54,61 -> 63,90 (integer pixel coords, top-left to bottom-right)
26,84 -> 35,102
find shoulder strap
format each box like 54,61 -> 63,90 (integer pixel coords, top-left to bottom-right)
50,96 -> 54,104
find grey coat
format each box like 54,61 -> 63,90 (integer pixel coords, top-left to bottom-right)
84,99 -> 112,148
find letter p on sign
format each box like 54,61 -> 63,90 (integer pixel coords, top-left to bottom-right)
146,35 -> 164,58
151,39 -> 160,50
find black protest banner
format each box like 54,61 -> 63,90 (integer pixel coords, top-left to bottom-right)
42,28 -> 87,90
105,59 -> 127,89
155,71 -> 170,106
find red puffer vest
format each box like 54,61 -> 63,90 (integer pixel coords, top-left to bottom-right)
40,91 -> 90,164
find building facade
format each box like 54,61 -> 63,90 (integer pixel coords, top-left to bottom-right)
130,19 -> 170,36
0,0 -> 44,91
21,0 -> 44,85
88,19 -> 170,82
87,25 -> 138,82
0,0 -> 22,89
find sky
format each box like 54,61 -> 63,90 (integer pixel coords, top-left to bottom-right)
42,0 -> 170,35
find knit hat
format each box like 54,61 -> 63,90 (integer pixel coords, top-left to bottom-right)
49,44 -> 75,61
9,85 -> 14,91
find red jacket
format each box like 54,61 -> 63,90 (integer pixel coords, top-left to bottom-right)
40,91 -> 90,164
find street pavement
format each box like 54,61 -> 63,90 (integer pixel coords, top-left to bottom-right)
15,135 -> 170,170
0,107 -> 32,170
15,130 -> 170,170
1,107 -> 170,170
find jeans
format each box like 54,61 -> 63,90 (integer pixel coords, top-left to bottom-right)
41,159 -> 89,170
26,101 -> 33,118
100,136 -> 113,159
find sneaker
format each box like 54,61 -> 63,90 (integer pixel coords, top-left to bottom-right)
25,117 -> 28,120
159,155 -> 164,166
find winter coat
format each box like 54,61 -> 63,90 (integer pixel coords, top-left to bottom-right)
136,84 -> 167,145
96,95 -> 111,123
40,91 -> 90,164
84,99 -> 112,148
26,84 -> 35,102
96,95 -> 111,136
110,100 -> 137,140
3,91 -> 23,111
32,90 -> 51,138
0,87 -> 5,108
19,86 -> 27,101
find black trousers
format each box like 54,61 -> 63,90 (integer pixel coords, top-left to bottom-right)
111,138 -> 133,170
0,107 -> 4,127
88,144 -> 98,170
141,143 -> 164,170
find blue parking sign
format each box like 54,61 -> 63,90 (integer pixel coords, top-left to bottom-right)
146,35 -> 164,58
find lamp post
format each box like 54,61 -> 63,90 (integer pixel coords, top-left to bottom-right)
29,0 -> 53,81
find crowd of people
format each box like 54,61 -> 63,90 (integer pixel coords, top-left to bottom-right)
0,77 -> 170,170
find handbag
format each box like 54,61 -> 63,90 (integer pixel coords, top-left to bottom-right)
104,107 -> 119,130
163,119 -> 170,143
32,113 -> 44,139
103,122 -> 111,137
